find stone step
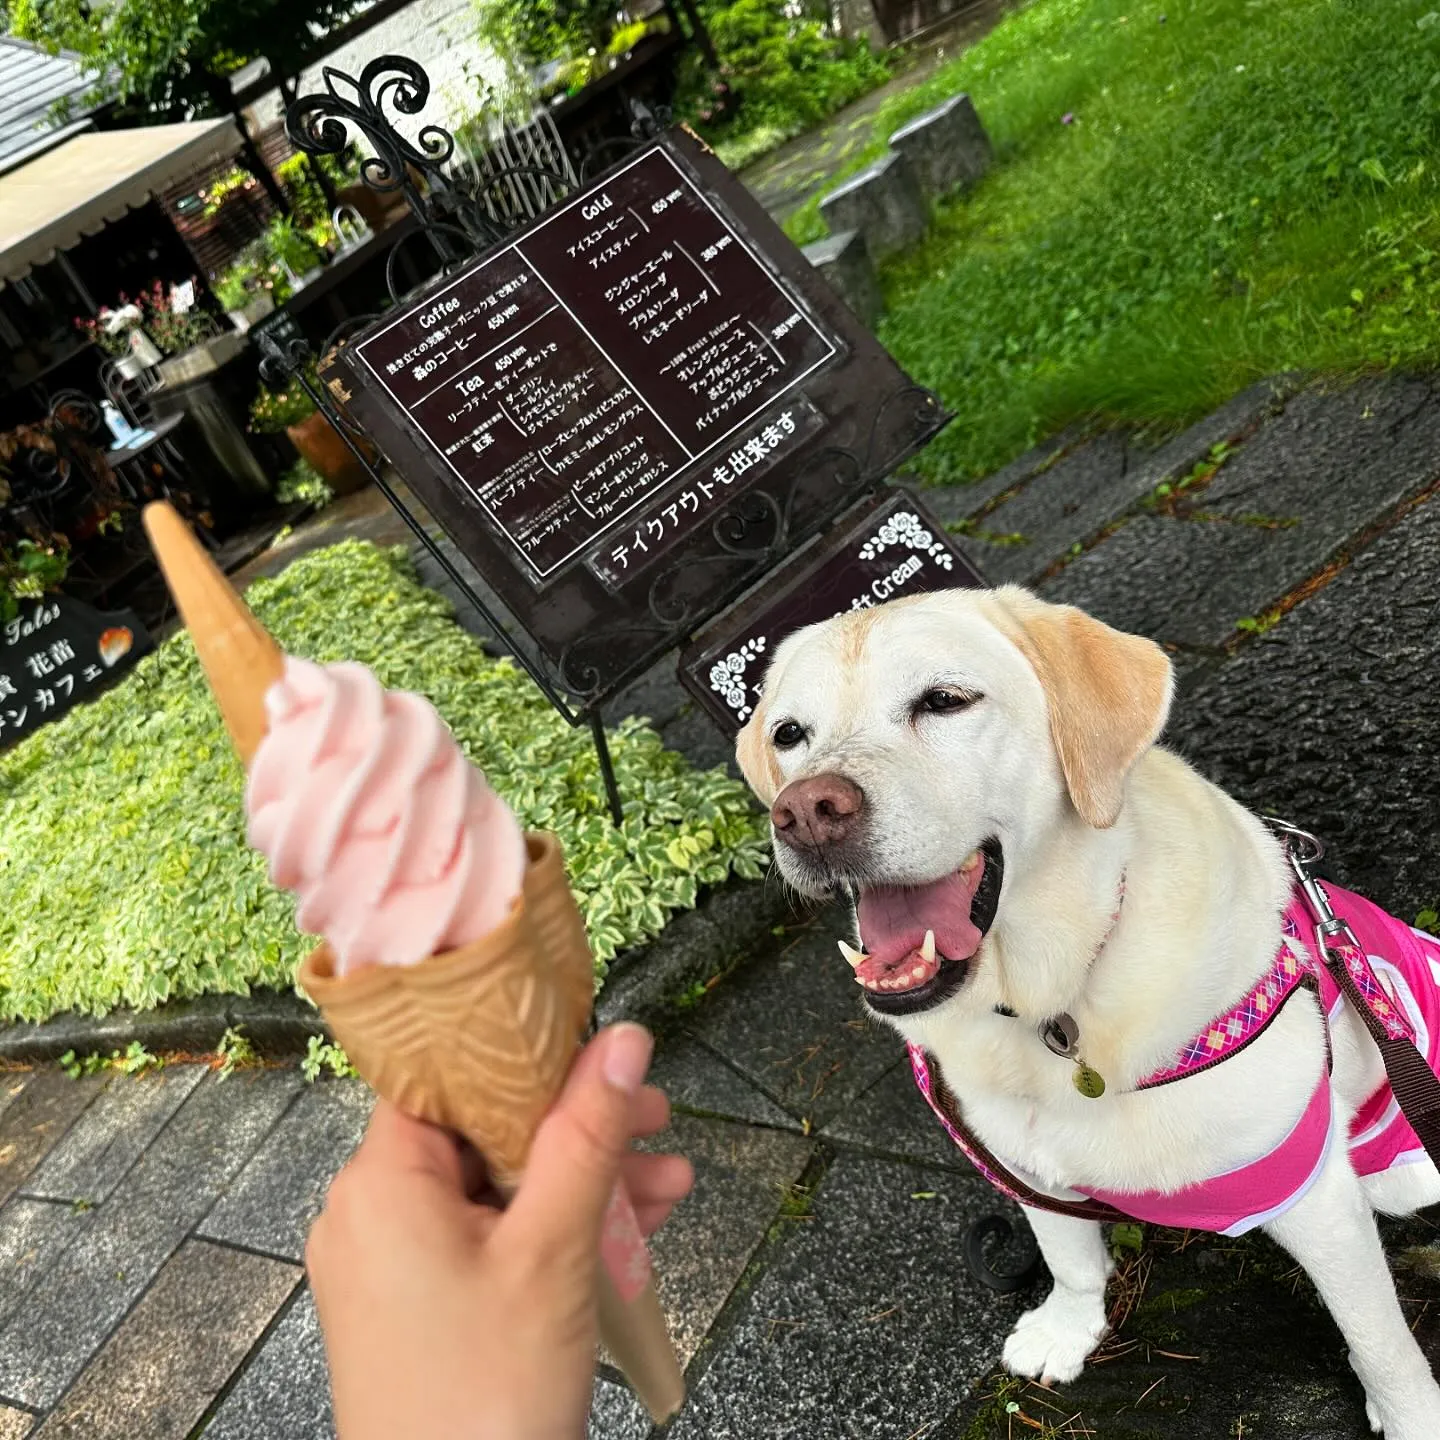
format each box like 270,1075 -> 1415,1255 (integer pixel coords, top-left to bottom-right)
888,91 -> 993,199
802,228 -> 883,330
819,149 -> 928,261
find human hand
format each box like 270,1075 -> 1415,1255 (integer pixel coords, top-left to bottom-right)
307,1023 -> 693,1440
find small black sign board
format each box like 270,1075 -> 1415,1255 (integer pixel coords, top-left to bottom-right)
0,596 -> 154,751
678,487 -> 988,734
328,130 -> 948,709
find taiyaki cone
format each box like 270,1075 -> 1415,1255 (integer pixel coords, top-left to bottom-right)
300,830 -> 686,1420
299,831 -> 593,1185
142,501 -> 283,765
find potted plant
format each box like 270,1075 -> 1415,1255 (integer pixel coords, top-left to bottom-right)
263,216 -> 327,293
0,532 -> 70,626
74,302 -> 148,375
249,372 -> 370,496
213,243 -> 287,331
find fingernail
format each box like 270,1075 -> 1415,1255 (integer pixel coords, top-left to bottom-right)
602,1023 -> 653,1095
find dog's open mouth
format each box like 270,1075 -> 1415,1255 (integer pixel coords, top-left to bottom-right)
847,837 -> 1004,1016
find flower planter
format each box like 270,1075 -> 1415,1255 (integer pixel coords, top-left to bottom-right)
226,292 -> 275,334
113,353 -> 145,379
285,411 -> 372,496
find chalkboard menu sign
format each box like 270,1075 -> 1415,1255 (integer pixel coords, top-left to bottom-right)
330,130 -> 949,708
0,597 -> 154,751
678,488 -> 988,734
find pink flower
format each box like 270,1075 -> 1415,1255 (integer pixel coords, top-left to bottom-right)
1061,112 -> 1075,125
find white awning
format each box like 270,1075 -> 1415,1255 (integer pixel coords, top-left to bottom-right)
0,118 -> 243,284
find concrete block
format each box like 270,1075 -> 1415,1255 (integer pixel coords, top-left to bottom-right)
819,151 -> 927,261
802,229 -> 884,330
889,93 -> 993,198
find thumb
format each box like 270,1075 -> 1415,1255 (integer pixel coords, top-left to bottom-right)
503,1023 -> 653,1263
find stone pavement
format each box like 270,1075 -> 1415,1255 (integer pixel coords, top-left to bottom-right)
3,371 -> 1438,1438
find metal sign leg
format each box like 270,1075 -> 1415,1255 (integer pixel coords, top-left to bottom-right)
588,709 -> 625,827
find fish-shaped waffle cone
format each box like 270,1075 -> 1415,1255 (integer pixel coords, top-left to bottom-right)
300,832 -> 686,1421
142,502 -> 283,765
298,831 -> 593,1185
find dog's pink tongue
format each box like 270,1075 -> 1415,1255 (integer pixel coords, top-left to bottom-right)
855,860 -> 985,984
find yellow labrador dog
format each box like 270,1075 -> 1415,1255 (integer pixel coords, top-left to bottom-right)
735,586 -> 1440,1438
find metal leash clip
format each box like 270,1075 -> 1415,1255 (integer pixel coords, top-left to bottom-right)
1263,817 -> 1362,959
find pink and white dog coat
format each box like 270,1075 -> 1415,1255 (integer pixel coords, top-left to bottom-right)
910,881 -> 1440,1235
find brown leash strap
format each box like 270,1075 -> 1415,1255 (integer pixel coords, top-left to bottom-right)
1271,816 -> 1440,1174
1320,937 -> 1440,1171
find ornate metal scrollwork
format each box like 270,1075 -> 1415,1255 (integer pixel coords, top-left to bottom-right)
285,56 -> 573,264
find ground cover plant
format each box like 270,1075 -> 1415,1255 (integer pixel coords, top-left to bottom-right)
0,541 -> 767,1024
783,0 -> 1440,481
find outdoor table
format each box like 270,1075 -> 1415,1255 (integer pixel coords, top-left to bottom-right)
103,413 -> 187,501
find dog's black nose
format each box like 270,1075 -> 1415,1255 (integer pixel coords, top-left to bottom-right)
772,774 -> 864,852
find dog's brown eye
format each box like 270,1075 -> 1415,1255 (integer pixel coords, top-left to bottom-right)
918,688 -> 977,715
773,721 -> 806,749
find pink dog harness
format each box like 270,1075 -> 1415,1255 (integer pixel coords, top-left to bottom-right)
910,882 -> 1440,1235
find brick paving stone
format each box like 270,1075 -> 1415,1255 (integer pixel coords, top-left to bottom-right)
23,1066 -> 206,1205
1044,375 -> 1440,651
0,1198 -> 91,1332
1167,485 -> 1440,918
31,1240 -> 299,1440
200,1076 -> 373,1261
821,1058 -> 972,1171
588,1378 -> 651,1440
0,1069 -> 301,1409
639,1114 -> 813,1366
647,1035 -> 799,1130
0,1074 -> 29,1125
0,1071 -> 106,1207
689,909 -> 903,1128
0,1408 -> 33,1439
202,1287 -> 333,1440
667,1153 -> 1034,1440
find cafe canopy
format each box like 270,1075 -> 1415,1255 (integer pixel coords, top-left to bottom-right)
0,119 -> 243,286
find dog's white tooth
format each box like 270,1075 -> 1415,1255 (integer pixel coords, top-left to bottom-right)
961,850 -> 981,874
862,978 -> 879,991
921,929 -> 936,965
912,963 -> 927,980
838,940 -> 867,970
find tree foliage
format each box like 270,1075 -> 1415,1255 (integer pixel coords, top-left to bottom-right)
14,0 -> 368,117
475,0 -> 622,71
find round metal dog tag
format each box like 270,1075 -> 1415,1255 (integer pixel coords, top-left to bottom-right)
1073,1064 -> 1107,1099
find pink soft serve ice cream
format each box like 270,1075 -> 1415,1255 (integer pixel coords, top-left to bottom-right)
246,657 -> 526,974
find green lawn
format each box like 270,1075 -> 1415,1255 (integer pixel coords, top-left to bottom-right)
0,543 -> 767,1025
785,0 -> 1440,482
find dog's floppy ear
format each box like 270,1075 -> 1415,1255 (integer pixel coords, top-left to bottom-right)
735,696 -> 782,808
988,587 -> 1173,829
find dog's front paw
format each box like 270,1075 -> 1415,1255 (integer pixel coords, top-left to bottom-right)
1002,1287 -> 1108,1386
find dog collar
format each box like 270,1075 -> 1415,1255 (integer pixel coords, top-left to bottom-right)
994,871 -> 1127,1098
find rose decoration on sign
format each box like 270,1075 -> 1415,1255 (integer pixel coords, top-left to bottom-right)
98,627 -> 134,667
858,510 -> 953,570
708,636 -> 767,721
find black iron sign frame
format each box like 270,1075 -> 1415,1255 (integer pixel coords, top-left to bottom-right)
323,127 -> 949,715
258,57 -> 955,822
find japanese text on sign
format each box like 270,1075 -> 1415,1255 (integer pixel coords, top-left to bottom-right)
354,147 -> 838,582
